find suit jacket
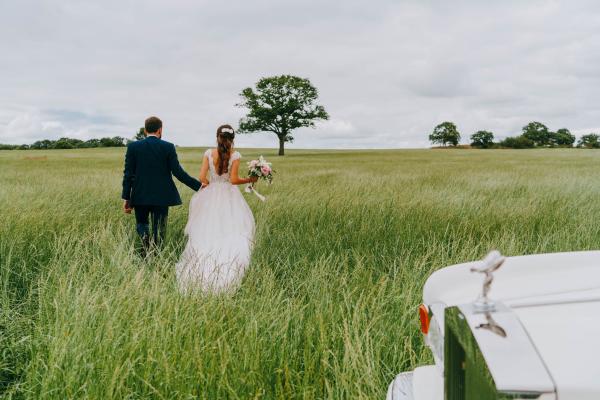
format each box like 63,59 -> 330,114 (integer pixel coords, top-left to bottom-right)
121,136 -> 201,206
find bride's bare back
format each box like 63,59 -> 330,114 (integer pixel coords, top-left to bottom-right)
199,149 -> 257,187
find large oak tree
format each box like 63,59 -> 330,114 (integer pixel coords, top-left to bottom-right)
237,75 -> 329,155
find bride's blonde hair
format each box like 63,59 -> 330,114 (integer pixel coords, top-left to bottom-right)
216,124 -> 235,175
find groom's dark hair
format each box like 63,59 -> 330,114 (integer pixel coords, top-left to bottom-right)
145,116 -> 162,134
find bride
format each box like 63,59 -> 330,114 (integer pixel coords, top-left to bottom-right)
176,124 -> 257,293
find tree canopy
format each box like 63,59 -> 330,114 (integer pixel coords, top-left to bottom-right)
470,130 -> 494,148
429,122 -> 461,146
499,136 -> 535,149
550,128 -> 575,147
237,75 -> 329,155
577,133 -> 600,148
522,122 -> 550,146
134,127 -> 145,141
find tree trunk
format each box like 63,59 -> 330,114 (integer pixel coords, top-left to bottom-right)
278,136 -> 285,156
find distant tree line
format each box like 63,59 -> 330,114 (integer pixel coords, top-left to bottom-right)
429,121 -> 599,149
0,136 -> 128,150
0,128 -> 156,150
0,127 -> 155,151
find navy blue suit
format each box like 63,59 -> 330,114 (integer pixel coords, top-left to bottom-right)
122,135 -> 200,206
121,135 -> 200,252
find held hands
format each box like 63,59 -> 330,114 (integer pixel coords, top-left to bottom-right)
123,200 -> 133,214
248,176 -> 258,183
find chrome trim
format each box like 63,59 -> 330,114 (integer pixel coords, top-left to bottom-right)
386,372 -> 414,400
457,303 -> 556,394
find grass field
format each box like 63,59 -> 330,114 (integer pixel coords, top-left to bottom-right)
2,147 -> 600,399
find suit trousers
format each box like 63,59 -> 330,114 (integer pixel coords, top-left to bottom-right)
134,205 -> 169,247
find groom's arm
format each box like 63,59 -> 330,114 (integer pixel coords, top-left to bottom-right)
122,143 -> 135,200
121,143 -> 135,213
168,144 -> 201,191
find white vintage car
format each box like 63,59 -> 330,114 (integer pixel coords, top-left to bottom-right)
387,251 -> 600,400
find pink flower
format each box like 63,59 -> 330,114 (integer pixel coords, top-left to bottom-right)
261,165 -> 271,175
249,160 -> 259,168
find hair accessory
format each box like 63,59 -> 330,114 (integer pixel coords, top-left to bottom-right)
221,127 -> 234,134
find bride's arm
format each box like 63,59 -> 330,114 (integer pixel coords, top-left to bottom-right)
199,154 -> 209,187
229,159 -> 258,185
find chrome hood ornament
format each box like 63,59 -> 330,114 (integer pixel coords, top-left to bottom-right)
470,250 -> 506,312
476,310 -> 507,337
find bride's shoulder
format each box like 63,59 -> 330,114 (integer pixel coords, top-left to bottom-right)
231,150 -> 242,160
204,148 -> 212,157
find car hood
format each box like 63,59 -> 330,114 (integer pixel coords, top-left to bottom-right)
423,250 -> 600,400
423,250 -> 600,307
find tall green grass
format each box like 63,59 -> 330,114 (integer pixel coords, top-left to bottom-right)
1,147 -> 600,399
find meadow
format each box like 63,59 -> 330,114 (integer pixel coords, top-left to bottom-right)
1,147 -> 600,399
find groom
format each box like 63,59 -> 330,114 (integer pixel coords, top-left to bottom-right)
121,116 -> 201,255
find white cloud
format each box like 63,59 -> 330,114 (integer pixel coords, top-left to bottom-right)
0,0 -> 599,148
318,119 -> 356,134
4,113 -> 45,142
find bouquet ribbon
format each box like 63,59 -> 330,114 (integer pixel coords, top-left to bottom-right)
245,184 -> 266,201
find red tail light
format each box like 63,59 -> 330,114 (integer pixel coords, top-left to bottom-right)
419,304 -> 430,334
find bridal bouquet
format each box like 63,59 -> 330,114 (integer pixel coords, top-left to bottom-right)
245,156 -> 273,201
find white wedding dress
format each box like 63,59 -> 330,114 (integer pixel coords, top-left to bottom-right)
176,149 -> 255,293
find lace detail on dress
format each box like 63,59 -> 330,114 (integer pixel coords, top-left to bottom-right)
206,150 -> 241,183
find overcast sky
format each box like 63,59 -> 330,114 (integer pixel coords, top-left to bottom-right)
1,0 -> 599,148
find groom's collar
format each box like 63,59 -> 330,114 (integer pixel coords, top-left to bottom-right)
146,134 -> 160,139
